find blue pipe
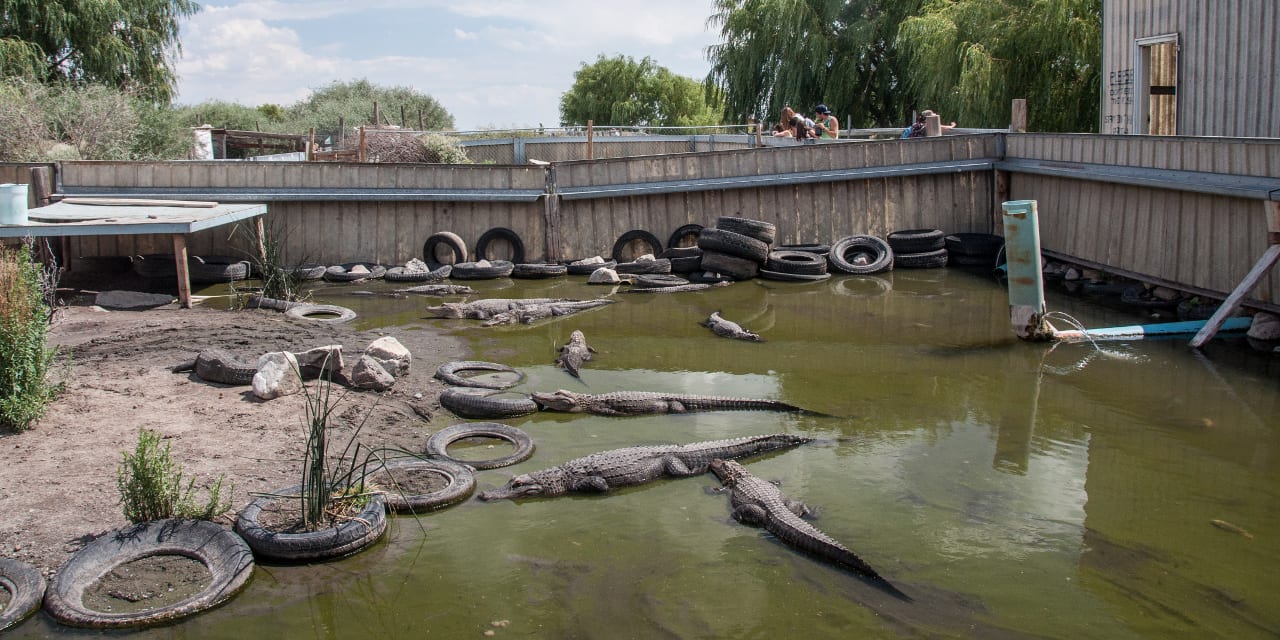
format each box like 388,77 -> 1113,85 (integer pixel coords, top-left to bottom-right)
1051,317 -> 1253,342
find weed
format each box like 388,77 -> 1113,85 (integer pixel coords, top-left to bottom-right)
0,241 -> 61,430
116,429 -> 234,523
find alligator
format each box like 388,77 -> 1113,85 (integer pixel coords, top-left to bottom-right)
424,298 -> 572,319
625,281 -> 732,293
479,433 -> 811,501
555,330 -> 596,380
530,389 -> 814,416
709,459 -> 910,601
172,348 -> 257,385
481,299 -> 616,326
702,310 -> 762,342
398,284 -> 476,296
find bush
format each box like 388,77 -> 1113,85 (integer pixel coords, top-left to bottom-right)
419,133 -> 469,164
116,429 -> 234,523
0,242 -> 60,430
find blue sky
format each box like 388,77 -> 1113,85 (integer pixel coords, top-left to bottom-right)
174,0 -> 722,131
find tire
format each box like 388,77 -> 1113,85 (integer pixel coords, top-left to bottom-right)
947,253 -> 999,267
758,269 -> 832,282
667,223 -> 704,249
658,246 -> 702,259
611,230 -> 663,263
285,303 -> 357,323
766,250 -> 828,275
366,458 -> 476,513
688,270 -> 735,284
324,263 -> 387,282
632,274 -> 692,289
235,487 -> 387,562
423,231 -> 469,266
283,264 -> 326,281
450,260 -> 515,279
132,254 -> 176,279
614,258 -> 672,275
511,263 -> 568,279
894,248 -> 949,269
189,256 -> 251,284
440,387 -> 539,419
697,228 -> 769,263
0,558 -> 45,631
668,255 -> 702,273
43,519 -> 253,629
699,250 -> 759,280
887,228 -> 945,254
944,233 -> 1004,258
475,227 -> 525,264
384,264 -> 452,282
829,235 -> 893,275
716,216 -> 776,244
434,360 -> 525,390
566,259 -> 617,275
777,243 -> 830,257
425,423 -> 535,470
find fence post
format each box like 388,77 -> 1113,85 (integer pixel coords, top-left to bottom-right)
1010,99 -> 1027,133
587,120 -> 594,160
359,126 -> 367,162
308,128 -> 315,161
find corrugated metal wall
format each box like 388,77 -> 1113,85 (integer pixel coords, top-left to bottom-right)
1103,0 -> 1280,137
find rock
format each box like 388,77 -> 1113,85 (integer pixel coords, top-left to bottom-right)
404,258 -> 429,272
94,290 -> 175,310
351,354 -> 396,391
635,253 -> 656,262
291,345 -> 343,378
1151,286 -> 1179,301
588,268 -> 621,284
364,336 -> 411,377
571,256 -> 605,265
1247,312 -> 1280,340
1082,268 -> 1102,281
349,264 -> 371,275
252,352 -> 302,400
476,259 -> 492,268
1064,268 -> 1082,281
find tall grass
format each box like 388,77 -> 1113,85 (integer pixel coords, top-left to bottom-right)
298,357 -> 379,529
116,429 -> 234,523
231,221 -> 305,303
0,242 -> 60,430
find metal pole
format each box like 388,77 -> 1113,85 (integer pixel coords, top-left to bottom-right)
1001,200 -> 1054,341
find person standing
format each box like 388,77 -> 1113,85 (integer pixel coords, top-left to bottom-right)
813,105 -> 839,139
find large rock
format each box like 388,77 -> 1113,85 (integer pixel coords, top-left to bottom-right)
291,345 -> 343,378
94,290 -> 175,310
364,336 -> 411,377
252,351 -> 303,400
588,268 -> 621,284
351,354 -> 396,391
1247,312 -> 1280,340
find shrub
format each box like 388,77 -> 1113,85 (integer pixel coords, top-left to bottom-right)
0,242 -> 60,430
419,133 -> 469,164
116,429 -> 233,523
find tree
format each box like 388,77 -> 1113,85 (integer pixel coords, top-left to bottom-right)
706,0 -> 922,129
896,0 -> 1101,131
559,54 -> 725,128
0,0 -> 199,103
286,79 -> 454,136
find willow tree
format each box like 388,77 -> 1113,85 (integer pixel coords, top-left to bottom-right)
896,0 -> 1101,131
706,0 -> 922,129
559,54 -> 723,128
0,0 -> 199,103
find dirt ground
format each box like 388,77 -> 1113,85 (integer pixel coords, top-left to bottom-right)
0,287 -> 467,578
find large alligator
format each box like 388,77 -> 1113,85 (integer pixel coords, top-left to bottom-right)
530,389 -> 816,416
554,330 -> 596,380
702,310 -> 762,342
172,348 -> 257,385
479,433 -> 810,501
481,299 -> 615,326
424,298 -> 571,319
709,459 -> 910,600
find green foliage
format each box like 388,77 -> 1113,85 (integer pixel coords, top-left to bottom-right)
287,79 -> 454,136
0,0 -> 199,103
0,78 -> 144,161
298,368 -> 376,530
559,55 -> 725,127
171,100 -> 277,131
117,429 -> 234,523
0,243 -> 60,431
130,97 -> 195,160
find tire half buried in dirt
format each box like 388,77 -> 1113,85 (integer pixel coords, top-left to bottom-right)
235,486 -> 387,562
366,458 -> 477,513
284,303 -> 357,323
425,423 -> 535,470
0,558 -> 45,631
42,519 -> 253,629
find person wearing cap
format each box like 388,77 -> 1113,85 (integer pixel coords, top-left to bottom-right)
813,105 -> 839,139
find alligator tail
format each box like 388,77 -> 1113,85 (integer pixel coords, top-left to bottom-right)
766,513 -> 912,601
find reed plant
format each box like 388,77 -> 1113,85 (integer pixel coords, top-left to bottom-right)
231,221 -> 306,304
116,428 -> 233,523
0,241 -> 61,430
297,357 -> 380,529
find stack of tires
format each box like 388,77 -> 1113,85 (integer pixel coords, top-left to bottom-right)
696,216 -> 775,281
887,228 -> 948,269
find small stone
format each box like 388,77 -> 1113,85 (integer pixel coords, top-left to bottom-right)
476,259 -> 492,268
635,253 -> 656,262
349,264 -> 371,275
413,392 -> 423,399
483,631 -> 495,637
404,258 -> 429,272
351,354 -> 396,391
571,256 -> 605,265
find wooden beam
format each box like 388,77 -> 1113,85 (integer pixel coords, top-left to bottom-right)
172,234 -> 192,309
1010,99 -> 1027,133
1189,243 -> 1280,348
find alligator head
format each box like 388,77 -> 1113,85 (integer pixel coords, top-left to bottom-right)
423,303 -> 465,319
709,458 -> 747,485
479,468 -> 570,500
530,389 -> 586,412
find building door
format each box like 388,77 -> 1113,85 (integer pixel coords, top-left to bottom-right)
1135,34 -> 1178,135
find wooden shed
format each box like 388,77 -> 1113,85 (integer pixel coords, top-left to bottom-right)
1102,0 -> 1279,137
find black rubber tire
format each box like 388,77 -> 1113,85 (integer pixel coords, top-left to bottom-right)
475,227 -> 526,264
566,259 -> 617,275
611,230 -> 663,263
189,256 -> 251,284
283,264 -> 326,281
777,243 -> 830,256
947,253 -> 1000,267
668,255 -> 703,273
423,231 -> 469,266
440,387 -> 539,419
0,558 -> 45,631
324,263 -> 387,282
829,235 -> 894,275
699,250 -> 759,280
758,269 -> 832,282
667,223 -> 704,249
384,264 -> 452,282
284,303 -> 357,323
43,519 -> 253,629
632,274 -> 692,289
450,260 -> 515,279
697,228 -> 769,263
425,423 -> 535,470
133,254 -> 176,279
658,246 -> 702,259
614,258 -> 672,275
511,263 -> 568,279
716,216 -> 776,244
894,248 -> 949,269
366,458 -> 476,513
766,250 -> 828,275
246,294 -> 299,311
434,361 -> 525,390
887,228 -> 946,254
944,233 -> 1004,257
235,487 -> 387,562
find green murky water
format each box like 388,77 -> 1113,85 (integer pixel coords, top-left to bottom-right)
21,268 -> 1280,638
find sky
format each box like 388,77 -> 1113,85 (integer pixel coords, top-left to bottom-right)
174,0 -> 723,131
